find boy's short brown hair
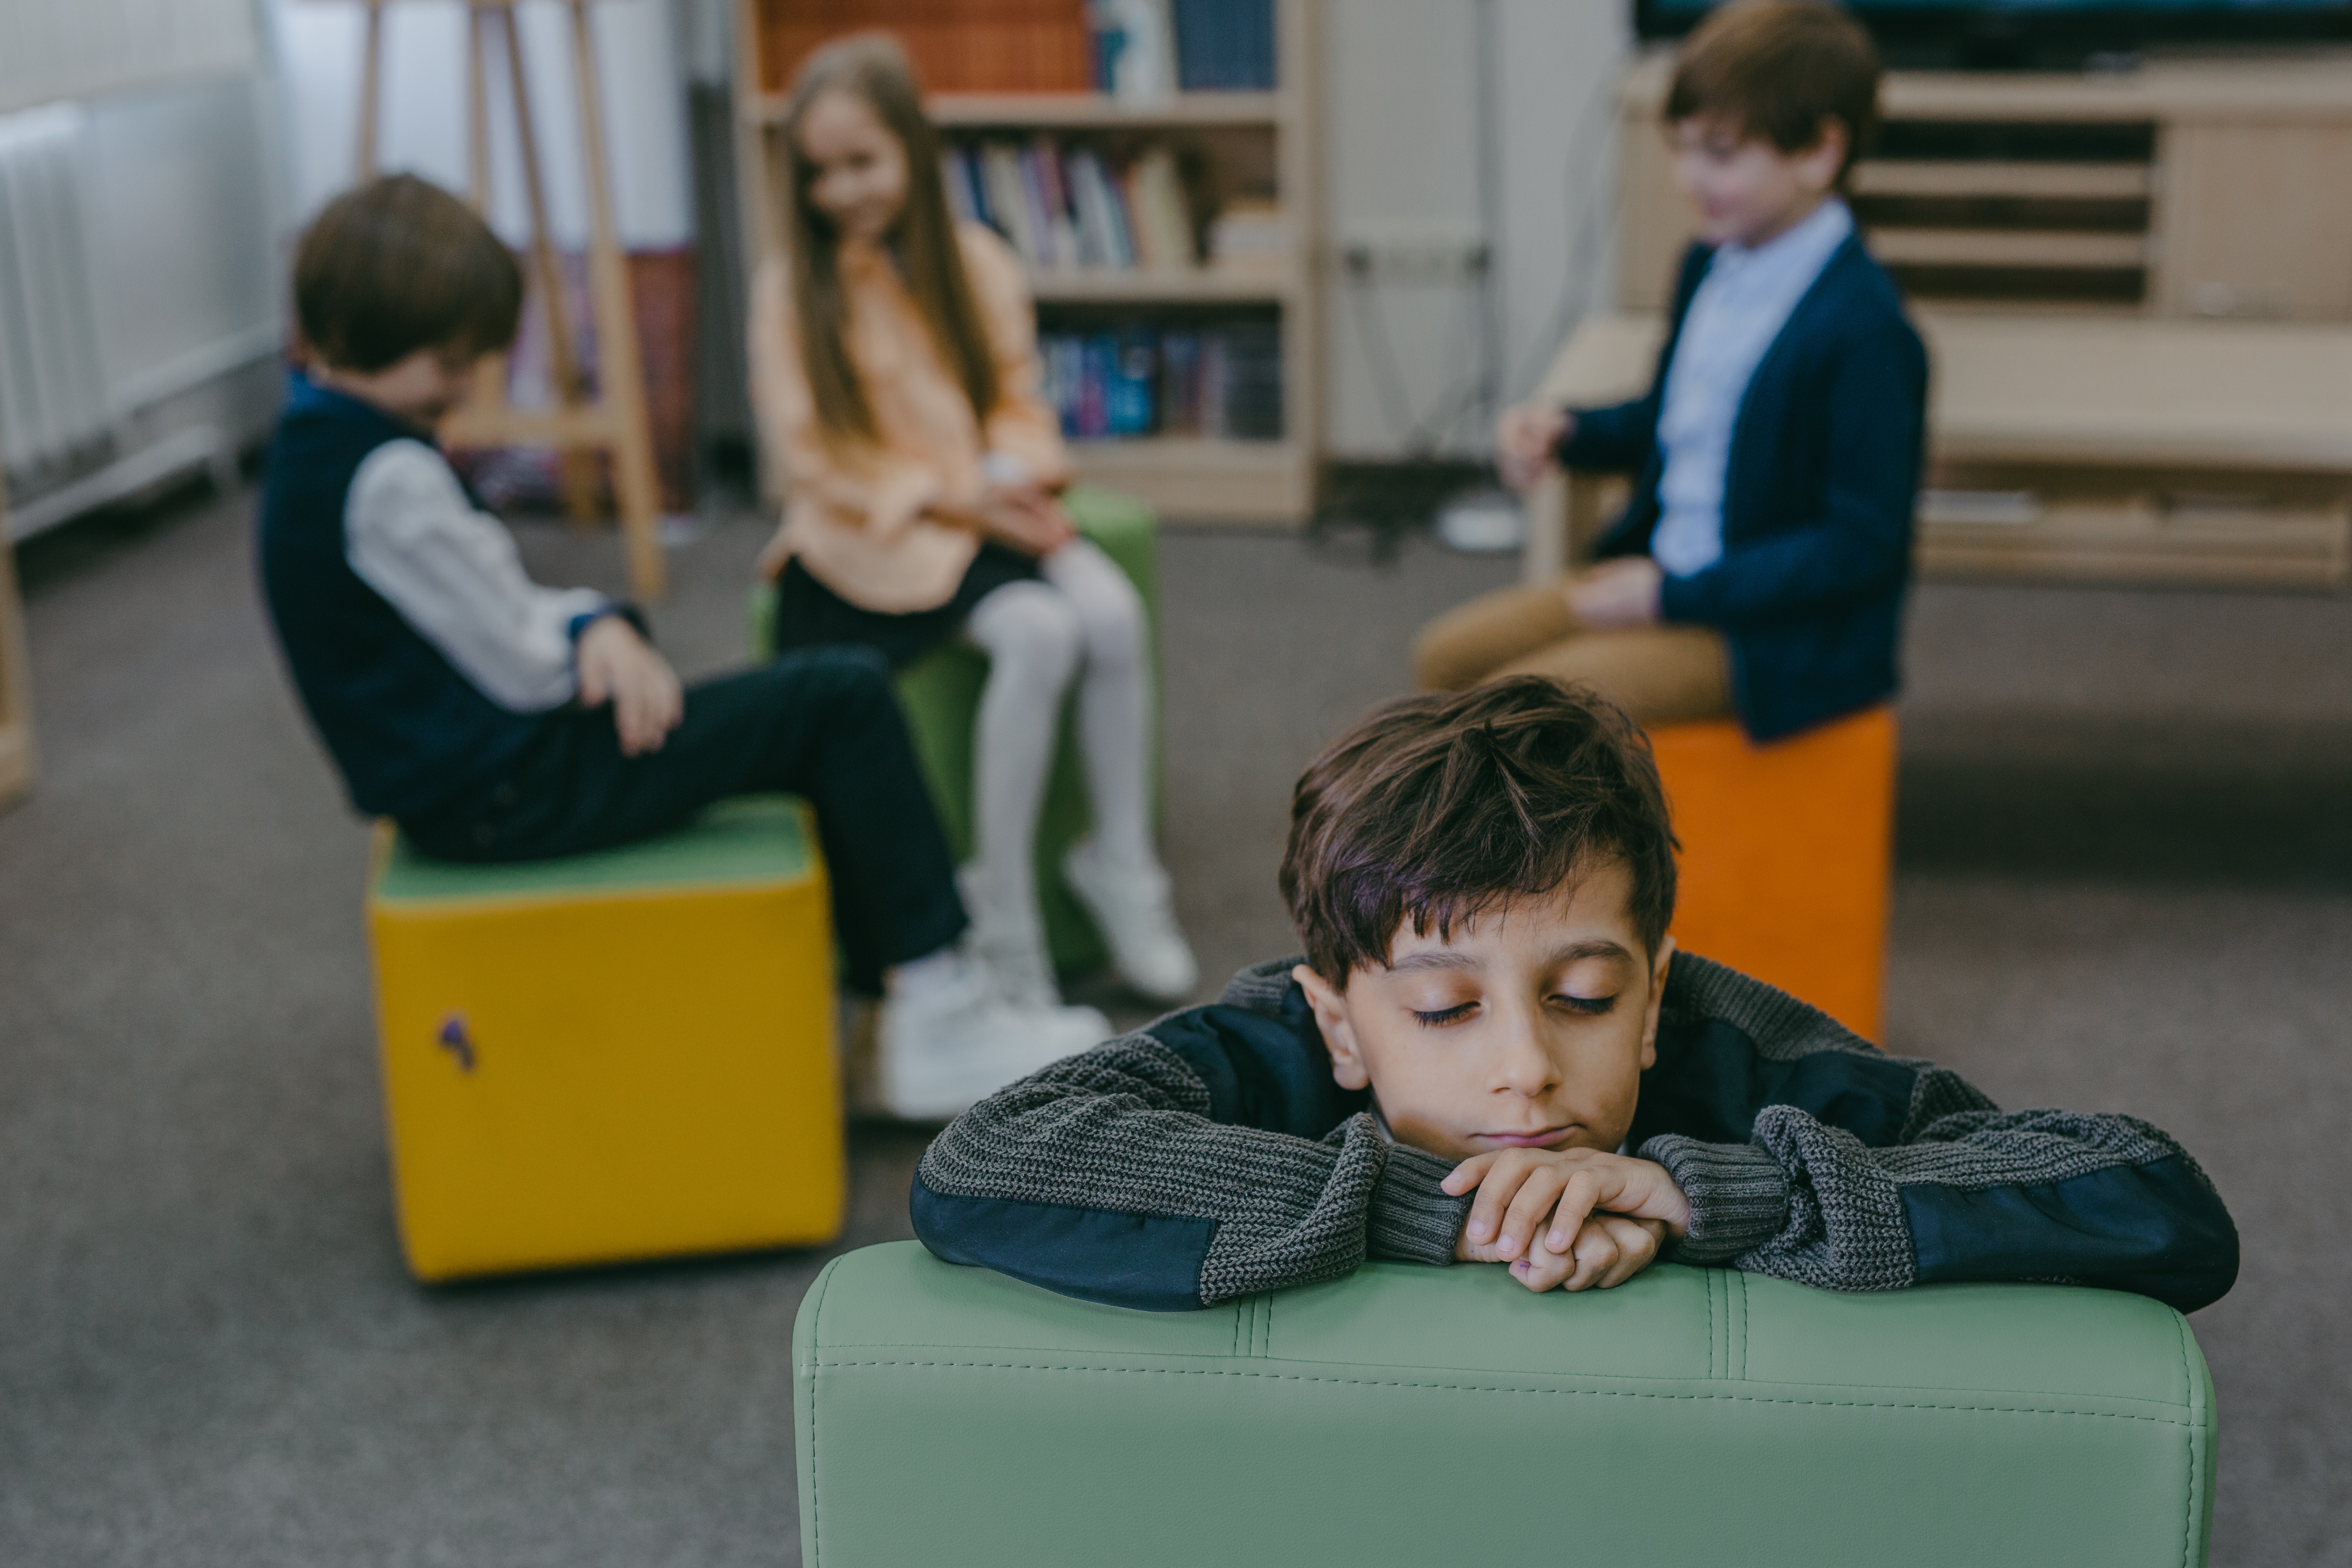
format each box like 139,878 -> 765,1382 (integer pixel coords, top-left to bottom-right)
1666,0 -> 1882,180
294,174 -> 523,374
1280,677 -> 1678,984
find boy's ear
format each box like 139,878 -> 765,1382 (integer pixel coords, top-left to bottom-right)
1292,963 -> 1372,1091
1797,116 -> 1849,192
1639,936 -> 1676,1073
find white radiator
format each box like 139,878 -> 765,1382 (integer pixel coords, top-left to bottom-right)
0,71 -> 283,539
0,103 -> 110,487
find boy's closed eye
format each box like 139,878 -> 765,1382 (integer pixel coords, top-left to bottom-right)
1409,989 -> 1619,1028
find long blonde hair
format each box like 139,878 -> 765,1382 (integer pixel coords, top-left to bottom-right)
780,34 -> 1001,443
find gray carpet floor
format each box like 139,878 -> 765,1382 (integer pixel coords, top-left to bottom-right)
3,485 -> 2348,1566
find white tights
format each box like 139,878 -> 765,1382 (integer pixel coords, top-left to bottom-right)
961,539 -> 1153,932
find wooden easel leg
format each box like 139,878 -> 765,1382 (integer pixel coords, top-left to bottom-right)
357,0 -> 385,178
568,0 -> 666,599
497,6 -> 601,529
466,7 -> 490,212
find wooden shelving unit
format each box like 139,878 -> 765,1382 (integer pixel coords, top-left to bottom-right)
1571,48 -> 2352,591
735,2 -> 1321,524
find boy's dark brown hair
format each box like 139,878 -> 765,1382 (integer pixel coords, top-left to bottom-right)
1666,0 -> 1882,183
779,33 -> 1001,445
1281,677 -> 1679,984
294,174 -> 523,374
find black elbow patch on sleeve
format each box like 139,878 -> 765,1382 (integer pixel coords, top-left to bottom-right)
1902,1155 -> 2240,1314
911,1174 -> 1217,1312
1636,1019 -> 1917,1149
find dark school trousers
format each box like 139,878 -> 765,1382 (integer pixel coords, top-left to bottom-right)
402,646 -> 966,993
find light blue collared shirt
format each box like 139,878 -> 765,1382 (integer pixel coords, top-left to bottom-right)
1649,198 -> 1854,579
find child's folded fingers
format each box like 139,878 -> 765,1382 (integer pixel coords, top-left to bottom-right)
1563,1219 -> 1622,1292
1542,1167 -> 1605,1253
1496,1164 -> 1572,1261
1592,1216 -> 1662,1289
1459,1153 -> 1534,1245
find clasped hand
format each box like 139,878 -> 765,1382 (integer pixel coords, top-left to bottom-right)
1443,1147 -> 1690,1294
576,614 -> 682,757
967,481 -> 1076,557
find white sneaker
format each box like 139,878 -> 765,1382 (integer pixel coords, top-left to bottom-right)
1062,838 -> 1199,1005
957,862 -> 1064,1010
876,960 -> 1110,1121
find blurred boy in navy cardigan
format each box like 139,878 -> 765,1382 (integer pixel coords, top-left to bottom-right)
1416,0 -> 1927,743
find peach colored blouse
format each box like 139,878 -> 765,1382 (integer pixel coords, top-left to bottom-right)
748,222 -> 1071,614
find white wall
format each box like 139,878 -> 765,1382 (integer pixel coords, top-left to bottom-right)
0,0 -> 259,117
1320,0 -> 1630,458
265,0 -> 695,249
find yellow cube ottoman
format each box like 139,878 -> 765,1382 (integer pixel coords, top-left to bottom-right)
365,795 -> 843,1281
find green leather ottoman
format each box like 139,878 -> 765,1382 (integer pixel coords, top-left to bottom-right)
795,1243 -> 2216,1567
748,485 -> 1159,973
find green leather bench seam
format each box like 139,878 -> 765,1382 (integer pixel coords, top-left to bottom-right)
803,1255 -> 842,1568
1728,1269 -> 1748,1383
804,1357 -> 2204,1425
2173,1306 -> 2199,1568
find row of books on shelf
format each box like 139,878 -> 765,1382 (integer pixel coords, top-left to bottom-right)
1092,0 -> 1277,95
944,138 -> 1196,274
1041,322 -> 1281,442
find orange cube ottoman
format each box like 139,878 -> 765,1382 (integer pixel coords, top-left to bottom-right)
1647,707 -> 1895,1041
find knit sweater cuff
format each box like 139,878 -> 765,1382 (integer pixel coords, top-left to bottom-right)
1642,1136 -> 1791,1265
1366,1143 -> 1469,1266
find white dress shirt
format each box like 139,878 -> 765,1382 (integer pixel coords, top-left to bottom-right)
343,440 -> 612,712
1648,198 -> 1854,579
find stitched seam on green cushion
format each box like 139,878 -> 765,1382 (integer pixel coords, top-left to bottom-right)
1730,1271 -> 1748,1383
809,1361 -> 2205,1423
1705,1271 -> 1716,1379
2173,1309 -> 2196,1568
808,1261 -> 837,1568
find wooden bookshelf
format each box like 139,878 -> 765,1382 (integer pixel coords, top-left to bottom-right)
735,0 -> 1321,524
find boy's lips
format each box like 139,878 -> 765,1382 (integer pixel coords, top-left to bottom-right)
1478,1127 -> 1574,1148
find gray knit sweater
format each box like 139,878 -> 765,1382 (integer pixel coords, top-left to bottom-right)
913,953 -> 2237,1314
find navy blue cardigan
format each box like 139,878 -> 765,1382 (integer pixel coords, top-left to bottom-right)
1562,236 -> 1929,741
258,375 -> 544,821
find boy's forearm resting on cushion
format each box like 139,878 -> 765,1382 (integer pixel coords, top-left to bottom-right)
912,1035 -> 1469,1312
1637,957 -> 2238,1312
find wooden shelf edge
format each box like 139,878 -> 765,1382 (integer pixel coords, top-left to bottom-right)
1871,228 -> 2150,270
1920,543 -> 2350,590
1029,267 -> 1295,304
749,90 -> 1288,129
1853,160 -> 2154,200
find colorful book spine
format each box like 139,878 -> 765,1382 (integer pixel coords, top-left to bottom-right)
1038,321 -> 1277,441
1016,144 -> 1059,269
1170,0 -> 1276,92
980,141 -> 1037,264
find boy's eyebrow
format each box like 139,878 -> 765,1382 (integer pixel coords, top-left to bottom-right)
1385,939 -> 1633,975
1387,950 -> 1484,974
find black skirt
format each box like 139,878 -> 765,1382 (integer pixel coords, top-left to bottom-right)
772,542 -> 1041,671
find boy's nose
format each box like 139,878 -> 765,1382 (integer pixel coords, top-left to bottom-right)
1490,1008 -> 1557,1095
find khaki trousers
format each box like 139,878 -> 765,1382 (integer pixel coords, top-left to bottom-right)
1411,575 -> 1735,727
